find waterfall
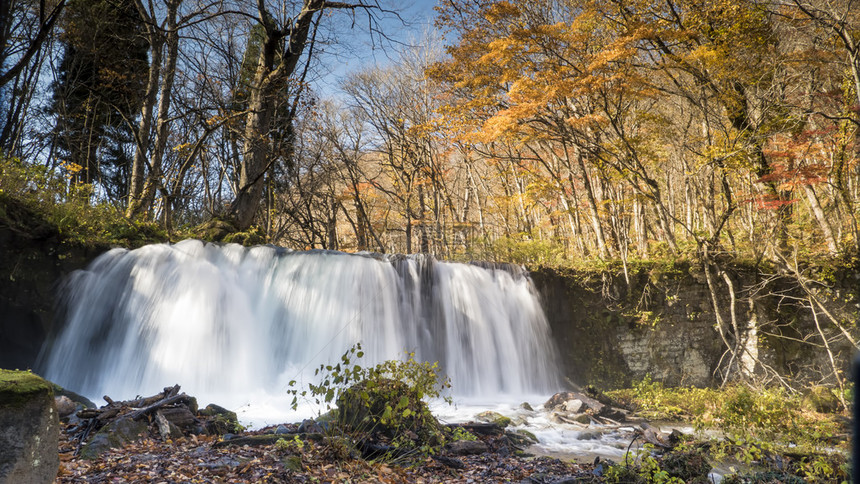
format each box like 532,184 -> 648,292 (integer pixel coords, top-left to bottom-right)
41,240 -> 559,410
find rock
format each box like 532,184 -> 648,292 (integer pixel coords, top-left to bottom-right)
160,406 -> 197,428
475,410 -> 513,428
275,425 -> 290,435
445,439 -> 488,456
79,416 -> 149,459
514,429 -> 538,444
199,403 -> 240,435
199,403 -> 237,420
55,395 -> 76,418
50,384 -> 96,409
545,392 -> 578,410
801,386 -> 840,413
185,396 -> 199,414
577,431 -> 601,440
154,410 -> 183,440
563,399 -> 584,413
520,402 -> 534,411
545,391 -> 602,414
506,430 -> 538,447
573,414 -> 592,424
0,369 -> 59,484
298,419 -> 323,434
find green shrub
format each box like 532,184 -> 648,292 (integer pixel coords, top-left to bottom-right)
0,155 -> 166,247
287,344 -> 452,459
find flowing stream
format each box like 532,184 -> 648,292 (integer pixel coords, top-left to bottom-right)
40,240 -> 639,459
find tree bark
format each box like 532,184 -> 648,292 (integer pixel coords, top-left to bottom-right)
135,0 -> 180,218
231,0 -> 329,230
126,20 -> 163,218
803,183 -> 839,255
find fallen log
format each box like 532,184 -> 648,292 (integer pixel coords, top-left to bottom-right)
130,393 -> 191,421
127,385 -> 181,408
213,434 -> 283,448
76,409 -> 101,419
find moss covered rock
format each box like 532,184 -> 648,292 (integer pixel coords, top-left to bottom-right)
0,369 -> 59,484
801,386 -> 841,413
199,403 -> 242,435
79,416 -> 149,460
475,410 -> 513,428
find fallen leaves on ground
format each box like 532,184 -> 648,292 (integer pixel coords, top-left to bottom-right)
57,424 -> 595,483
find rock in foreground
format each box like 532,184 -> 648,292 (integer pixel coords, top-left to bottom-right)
0,369 -> 59,484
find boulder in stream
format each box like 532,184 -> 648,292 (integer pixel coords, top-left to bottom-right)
475,410 -> 513,428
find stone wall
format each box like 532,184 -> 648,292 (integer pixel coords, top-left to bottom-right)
531,261 -> 860,390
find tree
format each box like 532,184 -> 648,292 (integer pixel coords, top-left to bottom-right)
0,0 -> 66,155
49,0 -> 148,194
230,0 -> 388,231
0,0 -> 66,88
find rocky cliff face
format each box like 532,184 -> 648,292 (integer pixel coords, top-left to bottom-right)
532,261 -> 860,389
0,197 -> 105,370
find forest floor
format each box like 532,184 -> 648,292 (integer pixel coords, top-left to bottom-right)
57,424 -> 598,483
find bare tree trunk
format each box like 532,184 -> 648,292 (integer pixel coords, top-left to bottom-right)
128,0 -> 179,219
803,183 -> 839,255
576,153 -> 609,258
231,0 -> 345,230
126,36 -> 162,217
126,0 -> 165,217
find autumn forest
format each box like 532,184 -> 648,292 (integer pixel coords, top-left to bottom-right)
1,0 -> 859,265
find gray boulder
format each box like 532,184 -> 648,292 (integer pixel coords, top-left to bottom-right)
0,369 -> 59,484
55,396 -> 76,419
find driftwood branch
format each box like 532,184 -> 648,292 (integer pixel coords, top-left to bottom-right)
130,393 -> 191,421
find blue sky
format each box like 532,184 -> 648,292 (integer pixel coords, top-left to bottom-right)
312,0 -> 441,94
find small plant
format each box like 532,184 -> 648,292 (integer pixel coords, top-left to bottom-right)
604,446 -> 687,484
448,426 -> 478,442
275,435 -> 305,453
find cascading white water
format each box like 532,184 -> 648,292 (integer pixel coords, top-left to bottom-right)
41,240 -> 560,414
